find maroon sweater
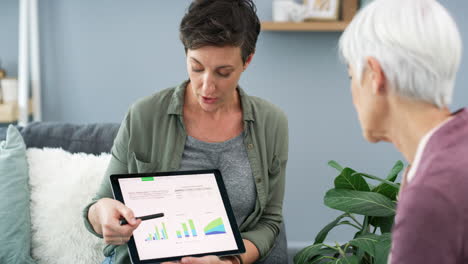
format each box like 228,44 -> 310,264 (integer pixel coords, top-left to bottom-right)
391,108 -> 468,263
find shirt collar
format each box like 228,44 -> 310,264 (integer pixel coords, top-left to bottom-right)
167,80 -> 255,122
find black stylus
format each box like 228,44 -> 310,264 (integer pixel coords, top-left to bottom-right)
120,213 -> 164,225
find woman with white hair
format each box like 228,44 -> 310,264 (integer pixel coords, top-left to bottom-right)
339,0 -> 467,263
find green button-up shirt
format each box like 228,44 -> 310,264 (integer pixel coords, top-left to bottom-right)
83,81 -> 289,263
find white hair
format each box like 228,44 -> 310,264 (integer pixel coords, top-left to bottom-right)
339,0 -> 462,108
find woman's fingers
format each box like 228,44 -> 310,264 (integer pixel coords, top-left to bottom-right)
181,255 -> 222,264
96,199 -> 141,245
116,204 -> 138,226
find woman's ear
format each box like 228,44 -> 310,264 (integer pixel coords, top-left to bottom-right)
366,57 -> 387,95
243,53 -> 255,71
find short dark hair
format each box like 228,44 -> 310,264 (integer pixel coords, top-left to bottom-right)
179,0 -> 261,64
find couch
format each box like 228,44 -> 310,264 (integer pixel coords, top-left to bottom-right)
0,122 -> 293,264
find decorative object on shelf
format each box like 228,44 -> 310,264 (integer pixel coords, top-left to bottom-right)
304,0 -> 341,21
272,0 -> 292,22
1,78 -> 19,103
262,0 -> 358,32
273,0 -> 307,22
0,76 -> 34,124
294,160 -> 404,264
0,78 -> 21,123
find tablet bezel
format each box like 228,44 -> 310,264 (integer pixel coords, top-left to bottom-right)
110,169 -> 246,263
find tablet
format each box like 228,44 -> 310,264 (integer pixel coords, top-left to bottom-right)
110,170 -> 246,263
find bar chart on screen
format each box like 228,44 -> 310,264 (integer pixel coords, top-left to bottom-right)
144,222 -> 169,242
176,219 -> 198,238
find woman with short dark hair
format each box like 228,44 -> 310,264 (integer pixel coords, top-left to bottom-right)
84,1 -> 289,264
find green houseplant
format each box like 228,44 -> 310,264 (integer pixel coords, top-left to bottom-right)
294,160 -> 404,264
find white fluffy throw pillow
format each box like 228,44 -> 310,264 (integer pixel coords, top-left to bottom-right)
27,148 -> 110,264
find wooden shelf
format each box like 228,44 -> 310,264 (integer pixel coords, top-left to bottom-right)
261,21 -> 349,32
0,99 -> 34,123
261,0 -> 358,32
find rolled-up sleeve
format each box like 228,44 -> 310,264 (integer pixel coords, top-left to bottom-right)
82,113 -> 130,237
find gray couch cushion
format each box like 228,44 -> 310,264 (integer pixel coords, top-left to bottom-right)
20,122 -> 119,154
0,127 -> 7,141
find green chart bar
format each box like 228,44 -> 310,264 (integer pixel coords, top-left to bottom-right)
177,230 -> 182,238
189,219 -> 198,237
182,223 -> 190,237
162,223 -> 168,239
155,226 -> 161,240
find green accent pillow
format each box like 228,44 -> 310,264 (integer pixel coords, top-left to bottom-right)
0,125 -> 36,264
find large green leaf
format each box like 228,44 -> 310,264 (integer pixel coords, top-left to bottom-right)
372,183 -> 399,201
374,233 -> 392,264
294,244 -> 330,264
358,173 -> 400,188
309,248 -> 340,264
328,160 -> 344,172
327,256 -> 360,264
353,230 -> 364,239
324,189 -> 396,217
348,234 -> 381,257
386,160 -> 404,182
314,213 -> 348,244
310,256 -> 335,264
355,248 -> 366,263
334,168 -> 370,192
370,216 -> 394,233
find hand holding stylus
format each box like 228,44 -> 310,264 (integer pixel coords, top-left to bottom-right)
88,198 -> 142,245
120,212 -> 165,225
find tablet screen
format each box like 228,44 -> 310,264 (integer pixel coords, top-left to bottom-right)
113,170 -> 244,262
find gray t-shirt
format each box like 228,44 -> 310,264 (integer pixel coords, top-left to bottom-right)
179,132 -> 256,226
